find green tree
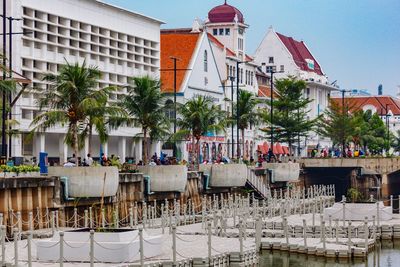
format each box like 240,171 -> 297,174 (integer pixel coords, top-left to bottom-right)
175,95 -> 225,169
318,98 -> 354,152
31,60 -> 114,164
121,76 -> 168,164
81,91 -> 127,155
233,90 -> 259,159
261,77 -> 316,155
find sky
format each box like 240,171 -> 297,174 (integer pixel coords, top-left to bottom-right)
105,0 -> 400,96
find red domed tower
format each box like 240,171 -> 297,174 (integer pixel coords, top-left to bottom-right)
205,0 -> 248,60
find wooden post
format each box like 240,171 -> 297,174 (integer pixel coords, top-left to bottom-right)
90,230 -> 94,267
207,221 -> 212,262
303,219 -> 307,247
84,210 -> 88,228
347,221 -> 352,253
59,231 -> 64,267
1,225 -> 5,266
172,224 -> 177,265
342,201 -> 346,227
27,230 -> 32,267
14,228 -> 19,267
364,216 -> 369,252
255,215 -> 261,251
74,208 -> 78,229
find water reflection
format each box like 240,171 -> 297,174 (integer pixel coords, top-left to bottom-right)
259,240 -> 400,267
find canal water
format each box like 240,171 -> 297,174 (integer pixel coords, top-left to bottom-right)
259,240 -> 400,267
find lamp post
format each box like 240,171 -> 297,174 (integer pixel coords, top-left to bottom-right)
236,61 -> 244,159
385,104 -> 391,152
264,66 -> 283,154
1,0 -> 7,160
340,89 -> 351,157
229,76 -> 235,158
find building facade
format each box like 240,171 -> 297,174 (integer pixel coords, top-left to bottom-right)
1,0 -> 162,164
253,27 -> 338,155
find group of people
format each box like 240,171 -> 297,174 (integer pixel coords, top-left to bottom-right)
310,146 -> 366,158
63,153 -> 121,167
142,152 -> 180,166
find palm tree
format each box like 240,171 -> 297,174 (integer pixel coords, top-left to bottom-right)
122,76 -> 168,164
176,95 -> 225,169
31,60 -> 112,164
82,89 -> 128,155
234,90 -> 259,159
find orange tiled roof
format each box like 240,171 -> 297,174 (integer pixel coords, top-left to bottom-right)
331,96 -> 400,115
160,31 -> 200,93
258,85 -> 279,98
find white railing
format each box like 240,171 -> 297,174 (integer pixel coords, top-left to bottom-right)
247,169 -> 270,198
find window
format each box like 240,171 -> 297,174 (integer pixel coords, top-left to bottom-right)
213,29 -> 218,35
219,28 -> 224,35
280,65 -> 284,72
233,66 -> 236,78
238,38 -> 243,50
306,88 -> 310,99
225,28 -> 230,35
204,77 -> 208,86
269,57 -> 274,64
240,68 -> 243,83
250,72 -> 254,86
266,66 -> 273,73
164,99 -> 175,120
229,66 -> 233,78
245,70 -> 248,85
203,50 -> 208,72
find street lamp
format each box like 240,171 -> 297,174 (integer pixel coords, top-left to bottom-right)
235,60 -> 245,159
339,89 -> 351,157
229,76 -> 235,158
262,64 -> 283,155
385,104 -> 391,152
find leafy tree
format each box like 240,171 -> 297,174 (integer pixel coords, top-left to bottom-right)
121,76 -> 168,164
31,60 -> 114,164
233,90 -> 259,159
354,111 -> 386,154
175,95 -> 225,169
318,98 -> 354,153
81,90 -> 127,155
261,76 -> 317,155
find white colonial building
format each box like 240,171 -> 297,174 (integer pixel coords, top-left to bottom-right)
1,0 -> 163,164
254,26 -> 338,155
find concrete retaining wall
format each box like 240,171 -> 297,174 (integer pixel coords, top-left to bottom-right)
263,163 -> 300,182
138,165 -> 187,192
207,164 -> 248,187
48,166 -> 119,198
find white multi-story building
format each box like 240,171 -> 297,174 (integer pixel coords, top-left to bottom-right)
1,0 -> 163,164
254,26 -> 338,155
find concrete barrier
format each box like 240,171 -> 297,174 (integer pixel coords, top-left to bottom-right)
207,164 -> 248,187
48,166 -> 119,198
138,165 -> 187,192
262,163 -> 300,182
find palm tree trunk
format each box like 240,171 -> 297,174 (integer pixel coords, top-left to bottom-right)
72,122 -> 79,166
88,123 -> 93,155
143,127 -> 148,165
241,128 -> 245,160
196,138 -> 201,170
191,135 -> 195,169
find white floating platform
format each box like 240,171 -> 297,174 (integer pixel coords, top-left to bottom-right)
36,229 -> 162,263
324,202 -> 392,221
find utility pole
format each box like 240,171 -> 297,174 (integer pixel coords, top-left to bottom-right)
385,104 -> 391,152
230,76 -> 234,158
2,0 -> 7,161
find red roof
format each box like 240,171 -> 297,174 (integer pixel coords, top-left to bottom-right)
331,96 -> 400,115
160,30 -> 200,93
276,32 -> 323,76
208,2 -> 244,24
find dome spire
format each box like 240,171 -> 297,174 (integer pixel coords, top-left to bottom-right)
224,0 -> 227,4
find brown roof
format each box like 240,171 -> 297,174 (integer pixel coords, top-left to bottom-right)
160,30 -> 200,93
331,96 -> 400,115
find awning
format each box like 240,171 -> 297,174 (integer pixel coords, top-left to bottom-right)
274,143 -> 284,155
282,146 -> 289,155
